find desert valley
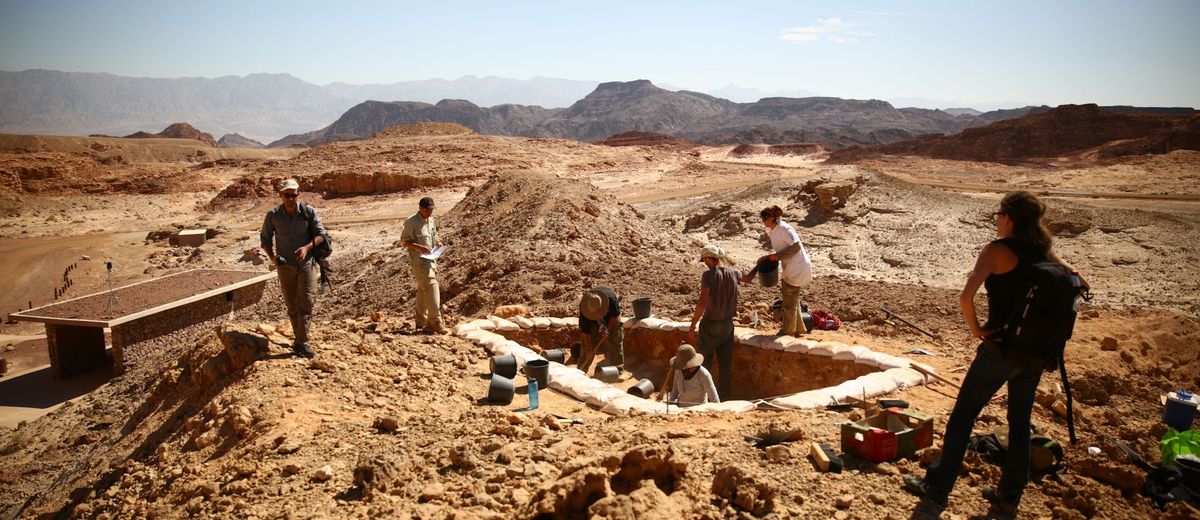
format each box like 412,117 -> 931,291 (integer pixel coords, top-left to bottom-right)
0,74 -> 1198,520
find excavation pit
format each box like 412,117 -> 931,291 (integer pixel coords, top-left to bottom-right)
454,316 -> 931,415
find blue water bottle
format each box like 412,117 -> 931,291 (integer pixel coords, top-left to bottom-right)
528,379 -> 539,410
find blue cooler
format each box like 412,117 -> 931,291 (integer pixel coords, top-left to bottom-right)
1165,391 -> 1199,431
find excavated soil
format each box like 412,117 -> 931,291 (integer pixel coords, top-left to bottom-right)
1,124 -> 1199,519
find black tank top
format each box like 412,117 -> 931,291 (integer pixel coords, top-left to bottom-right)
983,238 -> 1048,330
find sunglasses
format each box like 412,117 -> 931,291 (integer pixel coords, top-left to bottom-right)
282,193 -> 299,199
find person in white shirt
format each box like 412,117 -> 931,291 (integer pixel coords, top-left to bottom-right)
743,205 -> 813,336
659,343 -> 720,407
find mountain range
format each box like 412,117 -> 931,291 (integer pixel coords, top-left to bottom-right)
0,70 -> 599,142
269,80 -> 1051,149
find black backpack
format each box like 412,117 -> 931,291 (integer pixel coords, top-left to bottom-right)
992,253 -> 1089,444
996,259 -> 1081,370
297,202 -> 333,260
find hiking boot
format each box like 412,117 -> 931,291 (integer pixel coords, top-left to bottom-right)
422,325 -> 449,335
982,486 -> 1018,513
902,476 -> 948,504
292,343 -> 316,358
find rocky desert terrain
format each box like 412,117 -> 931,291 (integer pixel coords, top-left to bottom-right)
1,116 -> 1198,519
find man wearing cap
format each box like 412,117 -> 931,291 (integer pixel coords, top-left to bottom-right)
401,196 -> 445,334
687,244 -> 740,399
661,344 -> 720,407
261,179 -> 326,357
577,286 -> 623,375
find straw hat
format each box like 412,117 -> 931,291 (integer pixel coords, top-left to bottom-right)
580,289 -> 609,322
671,344 -> 704,370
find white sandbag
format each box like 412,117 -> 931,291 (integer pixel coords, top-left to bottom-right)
663,321 -> 691,332
633,317 -> 667,330
469,318 -> 497,331
807,342 -> 835,357
882,367 -> 928,388
779,339 -> 811,354
853,350 -> 895,368
531,317 -> 552,329
874,354 -> 911,370
739,335 -> 777,349
600,394 -> 646,416
488,316 -> 520,331
834,345 -> 871,361
548,317 -> 574,328
686,400 -> 757,413
585,386 -> 628,408
451,323 -> 481,336
654,320 -> 681,331
769,390 -> 836,410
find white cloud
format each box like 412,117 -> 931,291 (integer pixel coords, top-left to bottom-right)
779,17 -> 872,44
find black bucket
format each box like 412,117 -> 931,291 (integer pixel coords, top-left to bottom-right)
633,298 -> 652,319
758,258 -> 780,288
542,349 -> 566,364
628,378 -> 656,398
490,354 -> 519,378
595,365 -> 620,383
487,374 -> 515,404
524,359 -> 550,389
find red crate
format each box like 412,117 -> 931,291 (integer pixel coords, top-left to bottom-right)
841,408 -> 934,463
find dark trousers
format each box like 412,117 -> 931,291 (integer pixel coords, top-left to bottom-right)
697,318 -> 734,399
924,343 -> 1043,501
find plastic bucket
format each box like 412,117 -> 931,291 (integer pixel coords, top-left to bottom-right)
595,366 -> 620,383
487,374 -> 515,404
490,354 -> 519,378
628,378 -> 656,398
524,359 -> 550,389
542,349 -> 566,364
757,258 -> 780,288
633,298 -> 652,319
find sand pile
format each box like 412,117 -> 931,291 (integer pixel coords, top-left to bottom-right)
325,170 -> 708,324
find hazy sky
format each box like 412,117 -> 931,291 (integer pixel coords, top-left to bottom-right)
1,0 -> 1197,108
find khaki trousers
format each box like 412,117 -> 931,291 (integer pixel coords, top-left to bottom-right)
412,260 -> 442,329
278,263 -> 319,344
780,280 -> 806,336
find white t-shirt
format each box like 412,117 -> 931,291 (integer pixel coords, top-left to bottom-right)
768,220 -> 812,286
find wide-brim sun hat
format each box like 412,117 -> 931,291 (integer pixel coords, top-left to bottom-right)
700,243 -> 723,262
580,289 -> 609,322
671,344 -> 704,370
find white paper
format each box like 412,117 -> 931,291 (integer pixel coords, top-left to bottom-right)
420,246 -> 445,261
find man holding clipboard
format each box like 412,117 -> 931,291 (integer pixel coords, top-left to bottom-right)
401,196 -> 447,334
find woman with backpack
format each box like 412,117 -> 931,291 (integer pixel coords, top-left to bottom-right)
903,191 -> 1088,513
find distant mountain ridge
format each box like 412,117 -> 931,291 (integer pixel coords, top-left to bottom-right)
269,80 -> 1066,149
0,69 -> 599,142
825,104 -> 1200,163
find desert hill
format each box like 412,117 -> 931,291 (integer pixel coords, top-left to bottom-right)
216,133 -> 264,148
125,123 -> 217,147
214,122 -> 694,202
269,80 -> 1048,150
827,104 -> 1200,164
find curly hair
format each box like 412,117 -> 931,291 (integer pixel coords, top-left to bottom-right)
999,191 -> 1052,255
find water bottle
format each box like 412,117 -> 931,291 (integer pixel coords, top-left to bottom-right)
528,379 -> 539,410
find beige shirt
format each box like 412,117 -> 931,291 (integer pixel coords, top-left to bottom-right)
400,213 -> 437,265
